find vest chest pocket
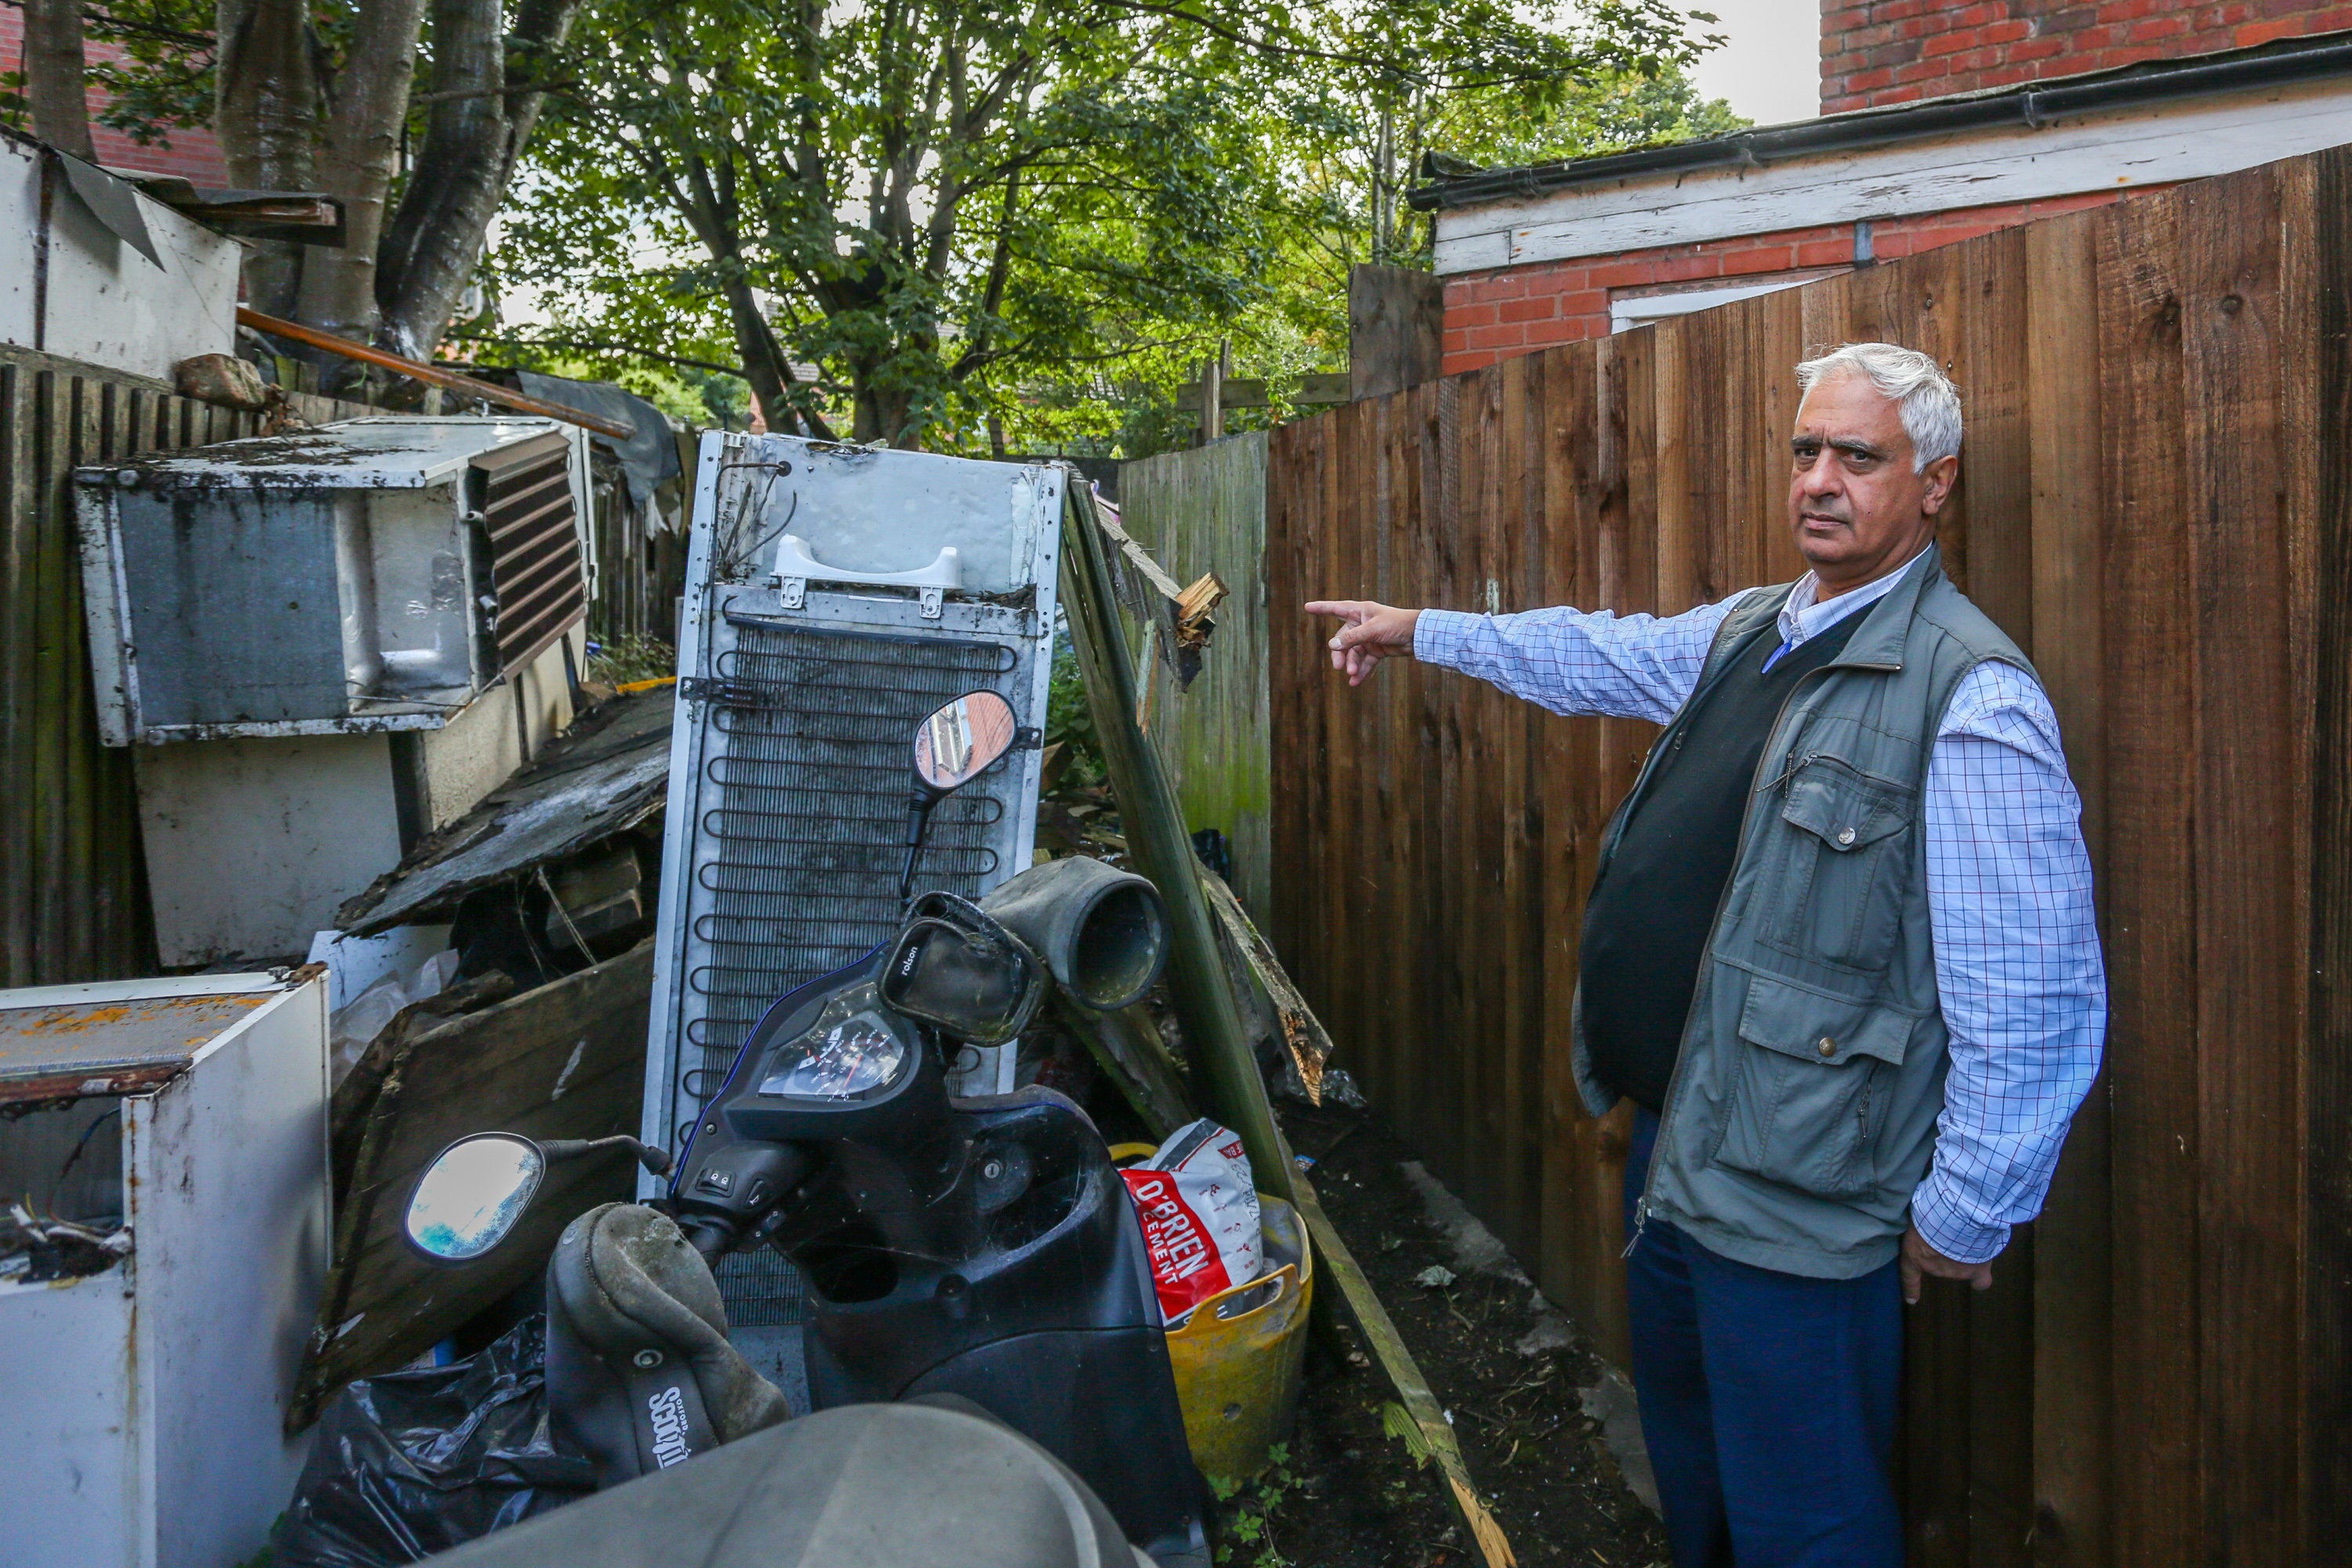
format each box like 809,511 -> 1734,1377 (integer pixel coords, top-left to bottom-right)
1757,756 -> 1916,975
1712,975 -> 1915,1201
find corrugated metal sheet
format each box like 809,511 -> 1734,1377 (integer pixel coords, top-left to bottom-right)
0,343 -> 369,987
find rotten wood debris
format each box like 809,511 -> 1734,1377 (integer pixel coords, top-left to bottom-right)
292,942 -> 654,1429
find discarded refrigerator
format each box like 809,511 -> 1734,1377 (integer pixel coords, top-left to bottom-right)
641,435 -> 1063,1352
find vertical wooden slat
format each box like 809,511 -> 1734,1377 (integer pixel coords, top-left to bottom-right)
2095,186 -> 2201,1568
2303,142 -> 2352,1568
0,361 -> 31,986
2022,203 -> 2114,1568
2179,162 -> 2302,1566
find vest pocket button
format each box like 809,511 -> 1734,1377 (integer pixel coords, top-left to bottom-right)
1817,1037 -> 1836,1056
1836,827 -> 1857,846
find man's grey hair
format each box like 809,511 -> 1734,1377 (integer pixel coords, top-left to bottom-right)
1795,343 -> 1962,473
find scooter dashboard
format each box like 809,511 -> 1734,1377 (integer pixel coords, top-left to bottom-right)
756,982 -> 913,1102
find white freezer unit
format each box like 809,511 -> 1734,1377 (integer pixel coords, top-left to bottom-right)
0,971 -> 330,1568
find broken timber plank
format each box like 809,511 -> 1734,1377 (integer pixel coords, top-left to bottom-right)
1290,1171 -> 1519,1568
289,940 -> 653,1428
1061,481 -> 1293,1204
1201,866 -> 1334,1104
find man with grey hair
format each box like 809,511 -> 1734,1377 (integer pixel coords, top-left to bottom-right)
1307,342 -> 2103,1566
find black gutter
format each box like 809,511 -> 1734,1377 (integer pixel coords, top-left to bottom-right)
1410,30 -> 2352,212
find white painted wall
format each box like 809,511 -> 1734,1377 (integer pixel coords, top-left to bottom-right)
0,129 -> 241,379
1433,76 -> 2352,274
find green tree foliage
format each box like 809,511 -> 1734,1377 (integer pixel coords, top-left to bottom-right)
479,0 -> 1733,454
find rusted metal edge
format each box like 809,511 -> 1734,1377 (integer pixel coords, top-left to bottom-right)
0,1060 -> 187,1107
235,307 -> 635,441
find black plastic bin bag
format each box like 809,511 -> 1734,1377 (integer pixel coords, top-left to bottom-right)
279,1316 -> 594,1566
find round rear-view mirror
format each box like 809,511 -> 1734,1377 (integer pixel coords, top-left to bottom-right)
913,690 -> 1017,795
404,1133 -> 546,1264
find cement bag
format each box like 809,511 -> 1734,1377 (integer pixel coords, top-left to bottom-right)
1120,1120 -> 1263,1325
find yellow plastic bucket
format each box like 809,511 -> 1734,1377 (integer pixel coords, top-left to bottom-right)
1160,1196 -> 1313,1480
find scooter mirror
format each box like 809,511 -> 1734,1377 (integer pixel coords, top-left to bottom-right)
404,1133 -> 546,1263
913,690 -> 1017,796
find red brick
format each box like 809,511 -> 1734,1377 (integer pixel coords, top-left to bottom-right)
1464,324 -> 1526,350
1893,57 -> 1947,81
1846,65 -> 1899,89
1796,238 -> 1855,267
1443,351 -> 1499,376
1587,259 -> 1661,289
2129,13 -> 2194,38
1451,302 -> 1500,329
2009,34 -> 2072,60
1554,289 -> 1610,318
1656,253 -> 1726,284
1470,274 -> 1530,303
1497,296 -> 1559,323
1522,316 -> 1597,347
2236,15 -> 2318,42
1922,28 -> 1979,56
1722,245 -> 1799,274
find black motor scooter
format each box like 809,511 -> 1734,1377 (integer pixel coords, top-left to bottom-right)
401,691 -> 1208,1564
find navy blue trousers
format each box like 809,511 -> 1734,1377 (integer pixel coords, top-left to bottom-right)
1623,1108 -> 1904,1567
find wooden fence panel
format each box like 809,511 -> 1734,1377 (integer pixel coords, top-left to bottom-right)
1122,433 -> 1276,928
0,345 -> 371,989
1262,148 -> 2350,1564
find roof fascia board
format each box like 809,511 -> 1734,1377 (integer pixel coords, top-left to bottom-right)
1432,75 -> 2352,274
1414,32 -> 2352,215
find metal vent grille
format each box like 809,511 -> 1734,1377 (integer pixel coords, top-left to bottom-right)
674,619 -> 1021,1145
473,433 -> 583,670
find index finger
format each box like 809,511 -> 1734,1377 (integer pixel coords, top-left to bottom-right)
1302,600 -> 1363,620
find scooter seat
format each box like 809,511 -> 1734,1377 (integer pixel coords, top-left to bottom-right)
426,1395 -> 1156,1567
547,1202 -> 791,1482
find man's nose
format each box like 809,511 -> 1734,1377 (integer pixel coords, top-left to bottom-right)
1797,452 -> 1841,497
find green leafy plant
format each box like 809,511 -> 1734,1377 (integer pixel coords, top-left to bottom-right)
1208,1443 -> 1298,1567
586,634 -> 677,688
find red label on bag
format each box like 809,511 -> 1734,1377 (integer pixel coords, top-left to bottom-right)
1119,1119 -> 1262,1324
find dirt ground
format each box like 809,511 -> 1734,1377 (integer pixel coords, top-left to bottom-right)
1243,1102 -> 1670,1568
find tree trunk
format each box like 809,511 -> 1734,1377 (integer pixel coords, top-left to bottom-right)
24,0 -> 94,158
216,0 -> 321,315
376,0 -> 583,359
294,0 -> 429,365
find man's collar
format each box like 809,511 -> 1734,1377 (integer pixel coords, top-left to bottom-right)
1777,549 -> 1929,645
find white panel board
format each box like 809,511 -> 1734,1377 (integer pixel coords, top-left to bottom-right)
136,734 -> 406,966
1432,78 -> 2352,274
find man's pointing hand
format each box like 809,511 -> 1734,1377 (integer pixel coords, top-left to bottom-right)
1305,600 -> 1421,686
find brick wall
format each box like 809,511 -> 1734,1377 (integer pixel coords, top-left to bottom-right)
0,16 -> 229,184
1440,188 -> 2134,375
1821,1 -> 2352,114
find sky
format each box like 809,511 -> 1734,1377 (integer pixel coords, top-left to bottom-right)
1685,0 -> 1823,127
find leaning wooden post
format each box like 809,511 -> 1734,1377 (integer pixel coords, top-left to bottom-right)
1059,481 -> 1294,1203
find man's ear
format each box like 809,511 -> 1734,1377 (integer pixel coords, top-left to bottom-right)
1919,454 -> 1960,516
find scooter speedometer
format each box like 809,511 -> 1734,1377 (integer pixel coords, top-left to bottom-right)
757,984 -> 910,1102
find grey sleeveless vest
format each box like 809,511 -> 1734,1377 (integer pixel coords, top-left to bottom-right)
1574,545 -> 2035,1279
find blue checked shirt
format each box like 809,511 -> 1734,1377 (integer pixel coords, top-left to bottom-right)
1414,554 -> 2107,1265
